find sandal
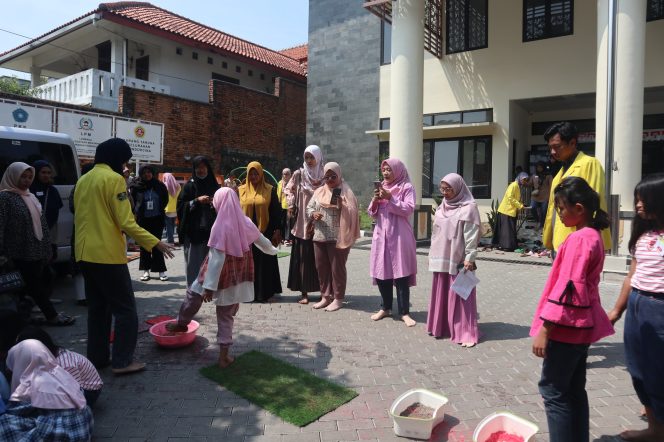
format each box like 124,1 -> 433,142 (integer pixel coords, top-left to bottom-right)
47,313 -> 76,326
140,275 -> 150,281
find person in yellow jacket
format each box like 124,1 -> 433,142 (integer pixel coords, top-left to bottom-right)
492,172 -> 529,251
542,122 -> 612,253
276,168 -> 291,245
74,138 -> 174,375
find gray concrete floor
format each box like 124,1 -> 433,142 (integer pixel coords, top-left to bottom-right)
46,244 -> 638,441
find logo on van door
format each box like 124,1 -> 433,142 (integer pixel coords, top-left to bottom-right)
12,108 -> 29,123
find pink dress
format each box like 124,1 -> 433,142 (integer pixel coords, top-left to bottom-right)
530,227 -> 614,344
368,183 -> 417,284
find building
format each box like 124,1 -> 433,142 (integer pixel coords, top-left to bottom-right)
0,2 -> 308,175
308,0 -> 664,256
0,2 -> 306,111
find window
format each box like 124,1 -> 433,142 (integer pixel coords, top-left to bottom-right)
222,61 -> 228,69
379,118 -> 390,130
176,47 -> 182,55
0,139 -> 78,185
381,21 -> 392,65
422,136 -> 492,198
647,0 -> 664,21
248,70 -> 253,77
207,57 -> 213,64
192,52 -> 198,60
235,66 -> 241,73
524,0 -> 573,42
212,72 -> 240,85
260,73 -> 265,80
446,0 -> 488,54
434,112 -> 461,125
462,109 -> 492,123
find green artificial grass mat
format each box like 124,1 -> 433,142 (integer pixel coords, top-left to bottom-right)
277,251 -> 290,258
199,350 -> 357,426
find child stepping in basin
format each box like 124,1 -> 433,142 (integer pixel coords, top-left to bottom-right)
168,188 -> 278,368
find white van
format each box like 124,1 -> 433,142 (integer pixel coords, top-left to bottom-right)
0,126 -> 80,263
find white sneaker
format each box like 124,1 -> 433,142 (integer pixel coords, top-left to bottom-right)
140,272 -> 150,281
159,272 -> 168,281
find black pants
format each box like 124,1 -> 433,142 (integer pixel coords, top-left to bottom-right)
138,216 -> 166,272
80,261 -> 137,369
376,277 -> 411,315
14,260 -> 57,320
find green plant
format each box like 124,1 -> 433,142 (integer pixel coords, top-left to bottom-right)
487,199 -> 499,235
359,206 -> 373,231
0,77 -> 37,97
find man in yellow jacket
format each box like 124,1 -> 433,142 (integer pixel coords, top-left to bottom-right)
75,138 -> 174,375
542,122 -> 612,253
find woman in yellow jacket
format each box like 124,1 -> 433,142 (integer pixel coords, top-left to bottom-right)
74,138 -> 173,375
492,172 -> 529,251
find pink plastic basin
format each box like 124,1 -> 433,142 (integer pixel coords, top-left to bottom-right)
149,319 -> 199,348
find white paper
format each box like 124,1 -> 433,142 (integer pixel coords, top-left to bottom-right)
451,270 -> 480,300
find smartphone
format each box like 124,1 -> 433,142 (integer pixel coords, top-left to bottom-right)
373,180 -> 382,190
330,187 -> 342,205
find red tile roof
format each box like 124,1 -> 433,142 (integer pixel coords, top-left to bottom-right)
1,2 -> 307,79
279,44 -> 308,63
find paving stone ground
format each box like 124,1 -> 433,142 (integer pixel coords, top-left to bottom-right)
47,245 -> 637,442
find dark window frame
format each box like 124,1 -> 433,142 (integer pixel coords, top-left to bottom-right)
192,51 -> 198,60
424,135 -> 493,198
445,0 -> 489,54
647,0 -> 664,21
523,0 -> 574,42
380,21 -> 392,65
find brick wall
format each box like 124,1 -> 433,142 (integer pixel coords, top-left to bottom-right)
120,77 -> 306,180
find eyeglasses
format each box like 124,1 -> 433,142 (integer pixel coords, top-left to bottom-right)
440,186 -> 453,193
325,174 -> 338,180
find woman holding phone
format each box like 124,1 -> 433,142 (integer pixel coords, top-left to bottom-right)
306,162 -> 360,312
368,158 -> 418,327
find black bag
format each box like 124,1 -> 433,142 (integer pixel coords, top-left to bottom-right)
0,268 -> 24,294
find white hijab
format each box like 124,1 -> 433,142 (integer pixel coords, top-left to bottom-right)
301,145 -> 325,192
0,162 -> 43,240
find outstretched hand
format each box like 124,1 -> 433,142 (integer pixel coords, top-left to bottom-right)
155,241 -> 175,259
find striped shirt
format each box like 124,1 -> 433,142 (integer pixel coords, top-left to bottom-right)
632,230 -> 664,294
57,349 -> 104,391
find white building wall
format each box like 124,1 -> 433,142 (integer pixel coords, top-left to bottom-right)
378,0 -> 664,214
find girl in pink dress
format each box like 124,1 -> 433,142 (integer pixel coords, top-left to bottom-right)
427,173 -> 481,347
530,176 -> 614,442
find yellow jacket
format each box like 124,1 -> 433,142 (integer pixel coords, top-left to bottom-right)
165,188 -> 180,214
497,181 -> 523,217
277,181 -> 288,210
74,164 -> 159,264
542,151 -> 612,251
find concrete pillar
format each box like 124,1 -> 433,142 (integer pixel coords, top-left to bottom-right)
110,38 -> 125,76
594,0 -> 609,168
613,0 -> 645,210
29,65 -> 42,87
389,0 -> 424,203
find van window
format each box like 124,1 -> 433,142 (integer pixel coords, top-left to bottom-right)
0,139 -> 78,185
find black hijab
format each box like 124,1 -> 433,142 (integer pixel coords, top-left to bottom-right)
134,165 -> 159,191
95,138 -> 133,175
191,156 -> 219,196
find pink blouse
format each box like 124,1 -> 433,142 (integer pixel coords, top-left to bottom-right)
631,230 -> 664,293
530,227 -> 614,344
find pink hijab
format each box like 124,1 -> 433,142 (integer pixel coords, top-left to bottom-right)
435,173 -> 481,239
7,339 -> 86,410
0,162 -> 43,241
380,158 -> 411,200
312,162 -> 360,249
161,172 -> 180,197
208,187 -> 262,257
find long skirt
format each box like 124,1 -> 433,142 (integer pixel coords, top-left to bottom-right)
287,236 -> 320,293
491,213 -> 517,251
138,216 -> 166,272
426,272 -> 479,344
252,244 -> 282,302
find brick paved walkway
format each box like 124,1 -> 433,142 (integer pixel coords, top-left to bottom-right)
47,246 -> 636,441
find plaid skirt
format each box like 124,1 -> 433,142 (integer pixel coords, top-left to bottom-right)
0,402 -> 93,441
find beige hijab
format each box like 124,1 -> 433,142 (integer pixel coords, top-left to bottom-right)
0,162 -> 43,240
313,162 -> 360,249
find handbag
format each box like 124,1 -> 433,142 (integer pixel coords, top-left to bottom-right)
0,265 -> 25,294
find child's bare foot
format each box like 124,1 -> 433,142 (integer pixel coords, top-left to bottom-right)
371,309 -> 390,321
402,314 -> 416,327
166,322 -> 188,332
313,297 -> 331,309
324,299 -> 343,312
218,354 -> 235,368
620,428 -> 664,441
297,294 -> 309,305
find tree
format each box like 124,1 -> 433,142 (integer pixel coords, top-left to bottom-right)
0,77 -> 37,97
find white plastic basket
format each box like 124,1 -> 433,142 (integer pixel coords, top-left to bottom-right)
389,388 -> 448,440
473,411 -> 539,442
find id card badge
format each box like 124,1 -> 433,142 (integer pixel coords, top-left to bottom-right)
146,200 -> 154,211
